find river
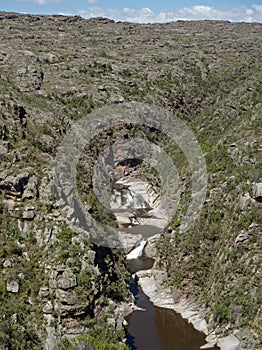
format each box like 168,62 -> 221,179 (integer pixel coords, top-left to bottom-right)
126,257 -> 220,350
111,176 -> 219,349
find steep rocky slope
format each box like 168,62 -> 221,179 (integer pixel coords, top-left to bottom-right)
0,12 -> 261,349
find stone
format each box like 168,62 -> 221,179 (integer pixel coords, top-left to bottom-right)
238,192 -> 251,209
144,234 -> 160,258
43,301 -> 53,314
17,67 -> 27,75
56,289 -> 78,305
39,286 -> 50,298
253,183 -> 262,202
57,269 -> 77,290
49,279 -> 57,289
66,207 -> 74,219
0,170 -> 8,181
85,250 -> 96,264
107,317 -> 115,327
235,231 -> 249,245
22,175 -> 38,200
18,219 -> 31,238
200,343 -> 217,349
3,259 -> 12,268
10,313 -> 18,324
60,304 -> 86,318
18,272 -> 25,279
45,325 -> 58,350
7,280 -> 19,293
22,206 -> 35,220
218,334 -> 240,350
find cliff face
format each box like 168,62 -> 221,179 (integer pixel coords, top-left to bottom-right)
0,12 -> 261,349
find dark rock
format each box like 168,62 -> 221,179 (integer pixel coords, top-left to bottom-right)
0,170 -> 30,197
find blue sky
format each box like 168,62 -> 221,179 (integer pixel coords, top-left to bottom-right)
0,0 -> 262,22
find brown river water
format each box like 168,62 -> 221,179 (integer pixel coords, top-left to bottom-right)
126,258 -> 220,350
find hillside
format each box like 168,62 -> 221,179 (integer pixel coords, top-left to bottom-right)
0,12 -> 261,349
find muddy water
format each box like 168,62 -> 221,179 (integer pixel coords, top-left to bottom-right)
126,258 -> 220,350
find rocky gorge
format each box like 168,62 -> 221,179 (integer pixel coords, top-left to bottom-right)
0,11 -> 261,350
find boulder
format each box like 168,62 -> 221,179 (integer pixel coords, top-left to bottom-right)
39,286 -> 50,298
218,334 -> 240,350
10,313 -> 18,324
238,192 -> 251,209
235,231 -> 249,245
144,234 -> 160,258
56,290 -> 78,305
22,206 -> 35,220
253,183 -> 262,202
85,250 -> 96,264
7,280 -> 19,293
57,269 -> 77,290
22,175 -> 38,200
43,301 -> 53,314
3,259 -> 12,268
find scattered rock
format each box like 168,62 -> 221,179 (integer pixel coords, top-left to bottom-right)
238,192 -> 251,209
253,183 -> 262,202
39,286 -> 50,298
43,301 -> 53,314
7,280 -> 19,293
22,205 -> 35,220
22,175 -> 38,200
57,269 -> 77,290
235,231 -> 249,245
10,313 -> 18,325
56,289 -> 78,305
3,259 -> 12,268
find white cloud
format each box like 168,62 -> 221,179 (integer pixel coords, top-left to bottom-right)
18,0 -> 61,5
79,5 -> 262,23
252,4 -> 262,13
86,0 -> 97,4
